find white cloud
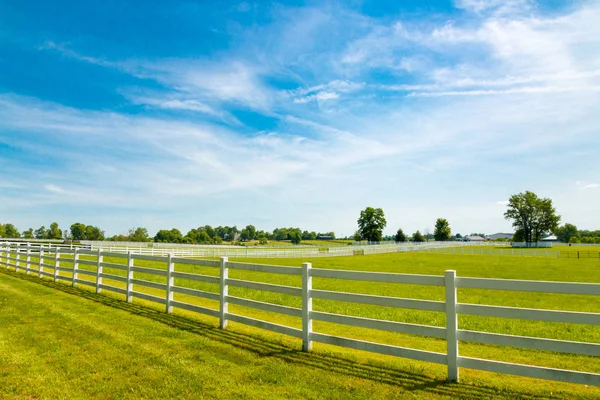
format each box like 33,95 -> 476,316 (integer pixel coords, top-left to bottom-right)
454,0 -> 533,15
44,184 -> 66,194
496,200 -> 509,205
294,91 -> 339,103
584,183 -> 600,189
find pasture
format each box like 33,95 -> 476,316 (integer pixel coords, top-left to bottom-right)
2,249 -> 600,399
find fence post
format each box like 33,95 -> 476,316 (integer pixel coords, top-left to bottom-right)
96,249 -> 103,293
1,242 -> 6,268
126,251 -> 134,303
25,243 -> 31,275
72,247 -> 79,287
54,249 -> 60,282
166,253 -> 174,313
15,242 -> 20,272
445,270 -> 459,382
302,262 -> 313,351
219,256 -> 229,329
38,246 -> 44,278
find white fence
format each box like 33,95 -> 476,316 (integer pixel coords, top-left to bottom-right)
2,242 -> 600,386
74,241 -> 504,259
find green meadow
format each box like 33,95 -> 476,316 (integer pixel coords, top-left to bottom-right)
2,249 -> 600,399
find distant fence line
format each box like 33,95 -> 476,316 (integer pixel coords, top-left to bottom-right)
2,243 -> 600,387
1,241 -> 504,259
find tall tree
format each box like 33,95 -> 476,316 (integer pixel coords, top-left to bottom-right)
395,228 -> 407,243
2,223 -> 20,238
70,223 -> 87,241
357,207 -> 387,242
289,230 -> 302,245
433,218 -> 451,241
22,228 -> 34,239
504,191 -> 561,245
48,222 -> 62,240
555,223 -> 578,244
412,230 -> 425,242
85,225 -> 105,241
130,227 -> 150,242
35,226 -> 48,239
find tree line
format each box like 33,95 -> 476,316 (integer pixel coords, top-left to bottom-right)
1,193 -> 595,246
0,222 -> 336,245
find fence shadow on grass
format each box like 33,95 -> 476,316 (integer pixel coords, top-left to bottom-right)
1,268 -> 557,400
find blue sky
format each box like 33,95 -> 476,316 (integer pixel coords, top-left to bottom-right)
1,0 -> 599,237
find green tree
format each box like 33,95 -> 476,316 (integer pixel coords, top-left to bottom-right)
22,228 -> 34,239
412,230 -> 425,242
433,218 -> 451,241
70,223 -> 87,240
555,223 -> 578,244
395,228 -> 407,243
259,237 -> 268,245
35,226 -> 48,239
130,227 -> 150,242
3,223 -> 20,238
504,191 -> 561,245
154,228 -> 183,243
357,207 -> 387,242
244,225 -> 256,241
85,225 -> 105,241
48,222 -> 62,240
289,230 -> 302,245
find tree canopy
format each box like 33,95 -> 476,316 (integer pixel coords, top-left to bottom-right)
555,223 -> 578,244
433,218 -> 451,241
357,207 -> 387,242
395,228 -> 407,243
412,230 -> 425,242
504,191 -> 560,244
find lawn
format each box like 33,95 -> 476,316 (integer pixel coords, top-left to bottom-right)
3,250 -> 600,398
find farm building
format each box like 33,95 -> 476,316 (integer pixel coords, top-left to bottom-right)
464,235 -> 485,242
487,232 -> 513,240
541,234 -> 558,242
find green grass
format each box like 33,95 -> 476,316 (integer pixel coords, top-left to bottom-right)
3,250 -> 600,398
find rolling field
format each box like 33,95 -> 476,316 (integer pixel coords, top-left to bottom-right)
2,250 -> 600,398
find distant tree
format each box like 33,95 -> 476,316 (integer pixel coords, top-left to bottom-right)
240,229 -> 250,241
259,237 -> 268,245
412,231 -> 425,242
85,225 -> 105,241
154,228 -> 183,243
569,236 -> 581,244
395,228 -> 407,243
3,223 -> 20,238
555,223 -> 578,244
289,230 -> 302,245
22,228 -> 34,239
513,229 -> 525,242
203,225 -> 216,239
353,231 -> 362,241
212,235 -> 223,244
130,227 -> 150,242
244,225 -> 256,241
70,223 -> 87,241
357,207 -> 387,242
504,191 -> 560,245
48,222 -> 62,240
35,226 -> 49,239
433,218 -> 451,241
455,233 -> 462,239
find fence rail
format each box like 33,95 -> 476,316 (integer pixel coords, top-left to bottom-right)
2,242 -> 600,387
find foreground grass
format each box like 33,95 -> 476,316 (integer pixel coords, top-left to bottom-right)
2,269 -> 580,400
5,251 -> 600,398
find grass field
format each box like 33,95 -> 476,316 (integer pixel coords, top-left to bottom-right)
2,250 -> 600,398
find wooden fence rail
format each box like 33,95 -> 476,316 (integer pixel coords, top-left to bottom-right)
2,242 -> 600,386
